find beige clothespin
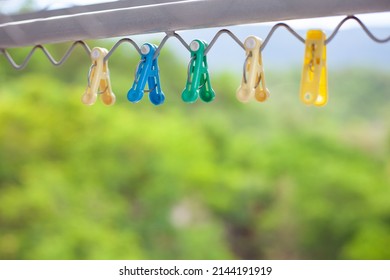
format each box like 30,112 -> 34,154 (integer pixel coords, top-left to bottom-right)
82,47 -> 115,106
237,36 -> 270,103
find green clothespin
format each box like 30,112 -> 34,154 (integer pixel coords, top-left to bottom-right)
182,40 -> 215,103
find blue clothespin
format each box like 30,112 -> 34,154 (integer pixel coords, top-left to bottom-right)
127,43 -> 165,105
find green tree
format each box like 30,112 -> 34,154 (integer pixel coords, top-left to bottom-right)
0,42 -> 389,259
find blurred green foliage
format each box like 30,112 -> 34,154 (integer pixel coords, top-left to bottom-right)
0,41 -> 389,260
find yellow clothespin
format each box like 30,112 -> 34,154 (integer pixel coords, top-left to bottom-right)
82,47 -> 116,106
236,35 -> 269,103
300,30 -> 327,106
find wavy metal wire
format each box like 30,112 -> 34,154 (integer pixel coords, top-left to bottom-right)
325,15 -> 390,44
103,38 -> 141,62
0,40 -> 91,70
0,15 -> 389,70
153,31 -> 191,59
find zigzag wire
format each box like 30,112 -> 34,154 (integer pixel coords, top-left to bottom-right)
204,29 -> 245,54
325,15 -> 390,44
260,23 -> 305,51
0,15 -> 389,70
104,38 -> 141,62
153,31 -> 191,60
0,40 -> 91,70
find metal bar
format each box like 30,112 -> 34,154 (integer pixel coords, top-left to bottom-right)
1,0 -> 390,48
0,0 -> 186,24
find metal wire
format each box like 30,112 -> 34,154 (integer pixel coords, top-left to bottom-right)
261,23 -> 305,51
204,29 -> 245,54
186,55 -> 196,84
103,38 -> 141,62
243,52 -> 252,84
0,40 -> 91,70
325,15 -> 390,44
153,31 -> 191,60
242,52 -> 261,88
0,15 -> 389,70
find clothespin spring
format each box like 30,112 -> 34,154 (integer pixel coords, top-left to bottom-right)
242,52 -> 262,89
186,55 -> 207,90
308,44 -> 316,73
86,63 -> 108,95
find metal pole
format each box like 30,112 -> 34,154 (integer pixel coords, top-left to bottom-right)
1,0 -> 390,48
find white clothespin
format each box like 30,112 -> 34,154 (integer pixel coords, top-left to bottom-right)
236,36 -> 269,103
82,47 -> 116,106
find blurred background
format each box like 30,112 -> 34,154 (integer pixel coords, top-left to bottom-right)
0,1 -> 390,260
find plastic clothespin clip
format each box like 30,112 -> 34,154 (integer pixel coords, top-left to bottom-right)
181,40 -> 215,103
82,47 -> 116,106
127,43 -> 165,105
236,36 -> 270,103
300,30 -> 328,106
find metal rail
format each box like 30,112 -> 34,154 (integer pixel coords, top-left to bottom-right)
0,0 -> 390,48
1,15 -> 389,70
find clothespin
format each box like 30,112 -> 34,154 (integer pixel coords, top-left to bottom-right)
300,30 -> 328,106
182,40 -> 215,103
127,43 -> 165,105
82,47 -> 115,106
236,36 -> 269,103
